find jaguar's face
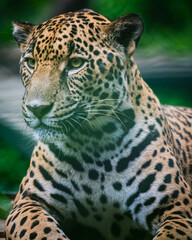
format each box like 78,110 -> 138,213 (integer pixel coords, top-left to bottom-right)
13,9 -> 143,143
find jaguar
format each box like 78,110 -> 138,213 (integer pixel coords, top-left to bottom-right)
5,8 -> 192,240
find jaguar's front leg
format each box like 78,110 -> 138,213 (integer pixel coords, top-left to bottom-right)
153,213 -> 192,240
5,197 -> 69,240
151,191 -> 192,240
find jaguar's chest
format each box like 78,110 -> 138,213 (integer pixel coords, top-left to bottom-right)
28,120 -> 166,238
38,163 -> 136,239
30,148 -> 155,239
42,160 -> 129,217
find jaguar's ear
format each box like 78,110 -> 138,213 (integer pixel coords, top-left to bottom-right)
106,14 -> 144,55
12,21 -> 35,53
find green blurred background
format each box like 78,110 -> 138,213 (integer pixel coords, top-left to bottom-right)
1,0 -> 192,52
0,0 -> 191,193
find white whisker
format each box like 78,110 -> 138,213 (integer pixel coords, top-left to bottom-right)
66,119 -> 75,130
77,115 -> 95,129
71,117 -> 83,128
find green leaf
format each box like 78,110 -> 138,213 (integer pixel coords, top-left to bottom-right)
0,194 -> 12,219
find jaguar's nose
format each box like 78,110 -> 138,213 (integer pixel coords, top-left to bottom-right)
26,102 -> 54,119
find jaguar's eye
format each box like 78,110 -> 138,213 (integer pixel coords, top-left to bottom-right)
25,58 -> 35,70
68,58 -> 84,69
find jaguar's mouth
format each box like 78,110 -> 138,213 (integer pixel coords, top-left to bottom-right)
25,108 -> 90,143
24,102 -> 90,130
36,116 -> 87,133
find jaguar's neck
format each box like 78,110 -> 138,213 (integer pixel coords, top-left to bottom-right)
126,56 -> 161,118
125,56 -> 174,145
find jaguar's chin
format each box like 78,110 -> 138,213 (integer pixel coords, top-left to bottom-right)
33,124 -> 67,144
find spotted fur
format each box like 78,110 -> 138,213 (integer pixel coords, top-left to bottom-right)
6,9 -> 192,240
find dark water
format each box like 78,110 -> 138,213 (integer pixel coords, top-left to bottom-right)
146,76 -> 192,108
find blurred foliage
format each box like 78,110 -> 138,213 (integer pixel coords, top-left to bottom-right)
0,194 -> 12,219
0,139 -> 28,192
0,0 -> 53,42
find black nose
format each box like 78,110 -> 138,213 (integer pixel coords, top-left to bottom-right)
26,103 -> 54,119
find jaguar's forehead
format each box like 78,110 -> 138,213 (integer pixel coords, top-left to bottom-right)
38,9 -> 109,29
29,9 -> 110,61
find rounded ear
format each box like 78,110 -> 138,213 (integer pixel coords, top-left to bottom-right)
106,14 -> 144,55
12,21 -> 35,52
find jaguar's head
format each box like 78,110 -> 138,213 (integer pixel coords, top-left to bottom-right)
13,9 -> 143,143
